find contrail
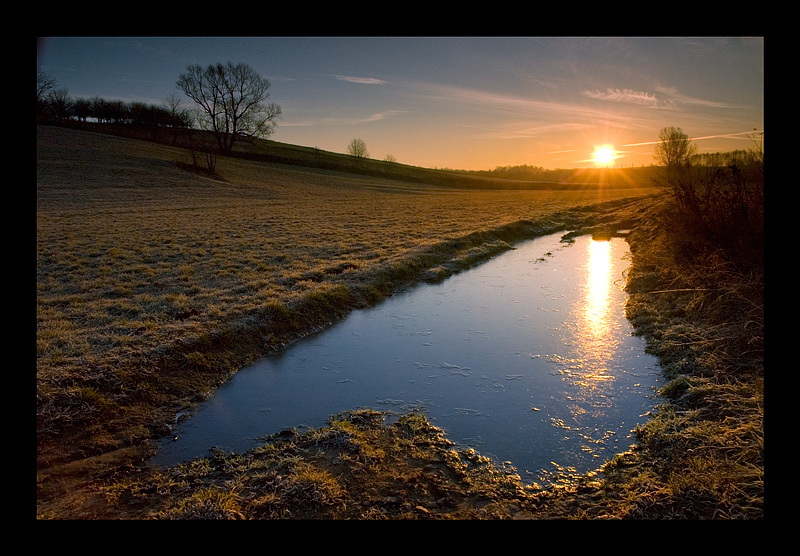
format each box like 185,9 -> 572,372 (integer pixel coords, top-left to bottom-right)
623,130 -> 763,147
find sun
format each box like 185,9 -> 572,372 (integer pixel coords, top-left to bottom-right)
592,145 -> 617,166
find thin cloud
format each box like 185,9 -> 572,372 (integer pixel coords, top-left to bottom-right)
408,81 -> 647,131
654,85 -> 734,109
690,130 -> 763,141
334,75 -> 387,85
584,85 -> 736,112
583,88 -> 660,107
283,110 -> 404,127
354,110 -> 403,123
476,122 -> 592,140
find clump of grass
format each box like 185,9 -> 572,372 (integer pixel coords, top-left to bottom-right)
280,463 -> 346,509
160,487 -> 245,520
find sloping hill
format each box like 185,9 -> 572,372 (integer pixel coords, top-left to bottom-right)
39,120 -> 656,190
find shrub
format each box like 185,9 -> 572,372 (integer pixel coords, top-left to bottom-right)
654,130 -> 763,272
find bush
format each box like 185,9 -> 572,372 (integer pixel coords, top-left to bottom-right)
654,131 -> 763,272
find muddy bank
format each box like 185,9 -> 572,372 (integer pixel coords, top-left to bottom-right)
101,409 -> 600,519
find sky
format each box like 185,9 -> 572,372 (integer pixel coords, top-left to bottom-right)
37,36 -> 764,171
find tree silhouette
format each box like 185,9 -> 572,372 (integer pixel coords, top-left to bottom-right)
655,126 -> 695,168
176,62 -> 281,153
347,138 -> 369,158
654,126 -> 697,211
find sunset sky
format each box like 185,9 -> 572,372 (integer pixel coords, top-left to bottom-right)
37,37 -> 764,171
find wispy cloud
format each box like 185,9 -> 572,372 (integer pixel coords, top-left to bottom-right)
333,75 -> 387,85
654,85 -> 734,109
584,85 -> 735,112
405,81 -> 660,139
410,82 -> 641,126
282,110 -> 404,127
475,122 -> 592,141
583,88 -> 660,107
352,110 -> 402,123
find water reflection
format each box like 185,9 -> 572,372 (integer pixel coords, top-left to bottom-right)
556,237 -> 643,461
584,238 -> 612,339
576,237 -> 617,391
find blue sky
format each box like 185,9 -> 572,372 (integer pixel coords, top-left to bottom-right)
37,37 -> 764,170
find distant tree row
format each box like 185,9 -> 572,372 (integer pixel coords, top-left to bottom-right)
466,164 -> 547,179
490,164 -> 547,177
689,149 -> 763,168
37,88 -> 192,129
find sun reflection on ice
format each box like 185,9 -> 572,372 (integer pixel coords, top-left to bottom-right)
552,237 -> 622,460
585,237 -> 612,338
567,236 -> 619,397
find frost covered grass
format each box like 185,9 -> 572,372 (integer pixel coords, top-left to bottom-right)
36,125 -> 657,517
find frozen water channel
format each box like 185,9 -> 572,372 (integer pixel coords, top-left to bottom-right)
152,232 -> 661,483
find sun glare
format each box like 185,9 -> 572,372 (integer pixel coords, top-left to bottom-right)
584,237 -> 612,338
592,145 -> 617,166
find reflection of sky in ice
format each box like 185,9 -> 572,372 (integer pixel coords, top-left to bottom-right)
153,233 -> 660,484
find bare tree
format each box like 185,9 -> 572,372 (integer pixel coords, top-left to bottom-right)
176,62 -> 281,153
653,126 -> 699,210
163,94 -> 191,127
655,126 -> 696,168
347,138 -> 369,158
47,87 -> 72,120
37,66 -> 56,103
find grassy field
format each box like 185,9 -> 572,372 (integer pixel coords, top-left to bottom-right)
37,124 -> 664,518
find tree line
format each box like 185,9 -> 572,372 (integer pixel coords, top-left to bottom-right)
37,92 -> 192,129
689,149 -> 763,168
37,67 -> 191,128
467,164 -> 548,179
